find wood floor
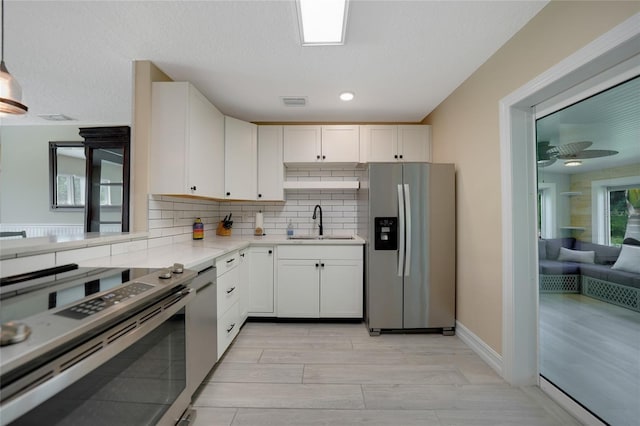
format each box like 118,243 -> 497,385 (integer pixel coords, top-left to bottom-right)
192,321 -> 580,426
540,293 -> 640,426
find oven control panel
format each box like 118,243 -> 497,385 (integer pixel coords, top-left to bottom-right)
55,282 -> 154,319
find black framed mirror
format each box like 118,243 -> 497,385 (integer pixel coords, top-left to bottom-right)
49,141 -> 86,210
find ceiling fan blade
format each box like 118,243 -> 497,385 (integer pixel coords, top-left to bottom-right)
537,158 -> 557,167
536,141 -> 556,160
547,141 -> 592,156
557,149 -> 619,159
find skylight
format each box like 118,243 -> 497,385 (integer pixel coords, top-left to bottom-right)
297,0 -> 349,46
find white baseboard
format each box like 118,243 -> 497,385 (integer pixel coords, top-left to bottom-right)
456,320 -> 503,377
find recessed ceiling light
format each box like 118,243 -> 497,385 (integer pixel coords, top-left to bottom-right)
297,0 -> 349,46
564,160 -> 582,167
339,92 -> 354,101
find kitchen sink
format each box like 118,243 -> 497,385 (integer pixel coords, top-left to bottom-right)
288,235 -> 354,240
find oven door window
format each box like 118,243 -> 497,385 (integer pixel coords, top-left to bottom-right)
12,310 -> 186,425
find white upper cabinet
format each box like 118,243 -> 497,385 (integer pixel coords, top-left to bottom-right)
257,126 -> 284,201
398,125 -> 432,162
150,82 -> 224,198
360,124 -> 431,163
283,125 -> 321,163
283,125 -> 359,164
224,116 -> 257,200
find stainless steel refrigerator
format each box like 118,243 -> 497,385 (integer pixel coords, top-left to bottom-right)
360,163 -> 455,335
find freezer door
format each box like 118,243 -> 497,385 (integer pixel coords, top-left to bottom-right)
403,163 -> 455,329
367,163 -> 404,330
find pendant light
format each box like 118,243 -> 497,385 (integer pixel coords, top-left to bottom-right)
0,0 -> 27,114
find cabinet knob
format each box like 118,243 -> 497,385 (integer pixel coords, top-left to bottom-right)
190,185 -> 197,191
399,155 -> 403,159
394,155 -> 398,159
321,263 -> 325,268
258,193 -> 262,198
226,192 -> 231,196
240,253 -> 245,258
322,155 -> 326,160
315,263 -> 319,268
268,250 -> 273,254
226,286 -> 236,294
316,155 -> 321,160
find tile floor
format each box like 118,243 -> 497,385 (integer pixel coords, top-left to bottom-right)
192,321 -> 581,426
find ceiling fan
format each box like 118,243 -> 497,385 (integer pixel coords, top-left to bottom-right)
536,140 -> 618,167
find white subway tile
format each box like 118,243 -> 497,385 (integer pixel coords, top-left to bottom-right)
1,253 -> 56,277
111,240 -> 148,256
57,245 -> 111,264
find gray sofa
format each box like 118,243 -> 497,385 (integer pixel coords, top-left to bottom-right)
539,237 -> 640,312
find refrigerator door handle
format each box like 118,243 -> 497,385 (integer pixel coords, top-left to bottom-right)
404,184 -> 411,277
397,184 -> 405,277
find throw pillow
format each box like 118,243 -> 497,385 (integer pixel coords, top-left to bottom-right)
623,237 -> 640,246
557,247 -> 595,264
611,244 -> 640,274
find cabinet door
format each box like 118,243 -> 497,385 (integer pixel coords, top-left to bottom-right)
283,125 -> 321,163
225,116 -> 257,200
398,125 -> 431,162
239,248 -> 251,323
321,125 -> 360,162
360,125 -> 397,162
151,82 -> 224,198
249,246 -> 275,314
277,259 -> 319,317
257,126 -> 284,201
150,82 -> 189,195
320,259 -> 363,318
189,86 -> 225,198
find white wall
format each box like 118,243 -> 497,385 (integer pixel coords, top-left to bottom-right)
0,125 -> 85,225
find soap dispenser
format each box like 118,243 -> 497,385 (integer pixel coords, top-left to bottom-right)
287,220 -> 294,237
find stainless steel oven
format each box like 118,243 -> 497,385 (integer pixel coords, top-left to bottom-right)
0,264 -> 196,426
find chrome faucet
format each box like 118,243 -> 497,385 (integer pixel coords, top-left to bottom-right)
312,204 -> 323,236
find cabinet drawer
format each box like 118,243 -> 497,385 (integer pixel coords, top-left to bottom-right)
217,302 -> 240,359
216,250 -> 240,276
278,245 -> 362,260
217,266 -> 240,317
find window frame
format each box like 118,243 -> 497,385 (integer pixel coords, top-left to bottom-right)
591,176 -> 640,245
49,141 -> 86,211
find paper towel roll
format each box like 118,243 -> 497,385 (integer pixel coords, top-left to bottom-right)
254,212 -> 264,236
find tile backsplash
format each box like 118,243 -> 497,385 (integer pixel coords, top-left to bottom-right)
148,166 -> 365,241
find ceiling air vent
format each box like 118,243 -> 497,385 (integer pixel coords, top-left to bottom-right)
281,97 -> 307,107
38,114 -> 75,121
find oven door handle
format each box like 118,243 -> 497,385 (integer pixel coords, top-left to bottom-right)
0,286 -> 195,425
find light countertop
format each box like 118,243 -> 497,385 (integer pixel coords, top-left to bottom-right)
78,234 -> 364,270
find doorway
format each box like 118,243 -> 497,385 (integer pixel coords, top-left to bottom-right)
535,76 -> 640,425
499,14 -> 640,424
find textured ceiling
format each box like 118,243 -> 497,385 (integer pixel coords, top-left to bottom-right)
0,0 -> 548,126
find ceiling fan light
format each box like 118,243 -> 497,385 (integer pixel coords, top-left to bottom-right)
564,160 -> 582,167
0,61 -> 27,114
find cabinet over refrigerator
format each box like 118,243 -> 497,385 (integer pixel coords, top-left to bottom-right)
362,163 -> 455,336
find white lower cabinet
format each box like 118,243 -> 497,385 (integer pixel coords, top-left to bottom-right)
217,302 -> 240,359
215,250 -> 242,359
248,246 -> 275,316
276,245 -> 363,318
277,259 -> 320,317
319,259 -> 363,317
238,248 -> 250,323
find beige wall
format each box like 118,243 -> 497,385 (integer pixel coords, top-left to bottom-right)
131,61 -> 172,232
423,2 -> 640,354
